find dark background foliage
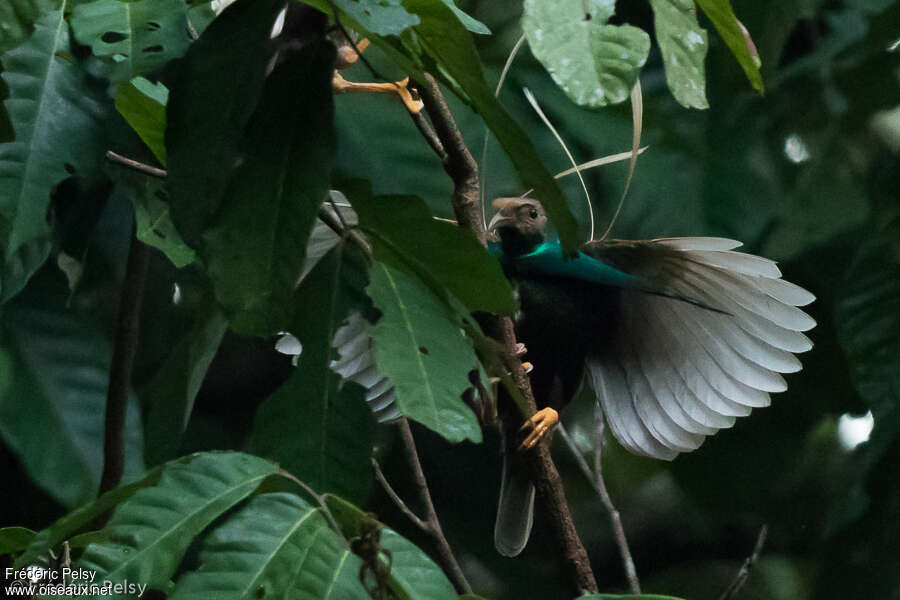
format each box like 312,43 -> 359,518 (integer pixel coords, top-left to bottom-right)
0,0 -> 898,598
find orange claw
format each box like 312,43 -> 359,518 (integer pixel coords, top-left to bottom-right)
518,407 -> 559,450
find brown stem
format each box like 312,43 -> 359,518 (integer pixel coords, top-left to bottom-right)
718,525 -> 768,600
99,235 -> 150,494
377,420 -> 472,595
560,422 -> 641,593
105,151 -> 167,178
414,73 -> 598,595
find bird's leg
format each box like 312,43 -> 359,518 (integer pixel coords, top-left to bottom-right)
331,36 -> 424,114
518,407 -> 559,450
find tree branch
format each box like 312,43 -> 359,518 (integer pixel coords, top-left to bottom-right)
718,525 -> 768,600
375,420 -> 472,594
559,422 -> 641,593
99,234 -> 150,494
413,73 -> 598,595
105,151 -> 167,178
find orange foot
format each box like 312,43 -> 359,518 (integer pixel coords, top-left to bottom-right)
519,407 -> 559,450
332,73 -> 424,114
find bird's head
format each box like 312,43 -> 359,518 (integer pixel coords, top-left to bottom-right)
488,198 -> 548,256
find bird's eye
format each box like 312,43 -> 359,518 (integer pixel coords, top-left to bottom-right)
529,209 -> 538,219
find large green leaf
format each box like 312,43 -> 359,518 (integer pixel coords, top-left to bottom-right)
334,0 -> 419,36
142,307 -> 227,466
578,595 -> 688,600
0,5 -> 108,298
836,212 -> 900,457
109,170 -> 196,268
70,0 -> 198,83
0,237 -> 49,303
351,191 -> 514,315
165,0 -> 285,246
114,77 -> 167,166
0,527 -> 35,556
366,262 -> 481,443
0,294 -> 145,508
695,0 -> 764,92
649,0 -> 709,109
324,494 -> 457,600
202,39 -> 336,334
76,452 -> 278,592
250,245 -> 374,504
0,0 -> 56,54
15,463 -> 168,568
170,492 -> 369,600
403,0 -> 581,254
522,0 -> 650,107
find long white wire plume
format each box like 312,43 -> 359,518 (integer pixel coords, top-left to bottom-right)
480,34 -> 528,231
599,81 -> 643,241
522,87 -> 595,240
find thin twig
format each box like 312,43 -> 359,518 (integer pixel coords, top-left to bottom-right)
413,72 -> 598,595
375,420 -> 472,594
372,457 -> 428,531
559,423 -> 640,594
718,525 -> 769,600
99,235 -> 150,494
105,151 -> 167,178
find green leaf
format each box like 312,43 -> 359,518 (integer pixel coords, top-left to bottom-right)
15,464 -> 168,568
0,0 -> 56,55
0,294 -> 144,508
77,452 -> 278,592
351,192 -> 515,314
403,0 -> 580,254
836,213 -> 900,458
694,0 -> 764,93
0,527 -> 35,556
649,0 -> 709,109
323,495 -> 457,600
70,0 -> 197,82
439,0 -> 490,35
165,0 -> 286,246
381,529 -> 457,600
202,40 -> 336,334
170,492 -> 369,600
333,0 -> 419,36
0,237 -> 50,303
250,245 -> 374,504
114,77 -> 168,165
110,171 -> 196,268
366,262 -> 481,443
522,0 -> 651,107
142,307 -> 227,466
0,5 -> 108,295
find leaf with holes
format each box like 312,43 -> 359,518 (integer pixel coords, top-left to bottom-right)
250,244 -> 374,503
694,0 -> 763,93
170,492 -> 369,600
0,292 -> 145,508
76,452 -> 278,591
367,262 -> 481,443
650,0 -> 709,109
333,0 -> 419,36
70,0 -> 197,82
523,0 -> 650,107
0,6 -> 108,298
115,77 -> 168,165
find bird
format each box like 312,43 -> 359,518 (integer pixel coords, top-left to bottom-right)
487,196 -> 816,556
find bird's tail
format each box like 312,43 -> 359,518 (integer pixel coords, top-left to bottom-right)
494,424 -> 535,557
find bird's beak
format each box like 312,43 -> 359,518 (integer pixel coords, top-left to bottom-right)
488,213 -> 513,233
